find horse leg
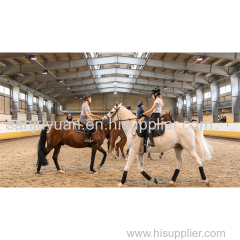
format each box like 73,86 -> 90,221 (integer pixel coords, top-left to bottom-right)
159,152 -> 164,159
182,142 -> 210,186
169,145 -> 183,186
138,153 -> 158,184
116,140 -> 121,157
90,144 -> 98,173
97,145 -> 107,170
120,138 -> 127,159
36,146 -> 53,174
52,143 -> 64,173
147,152 -> 152,160
118,149 -> 136,187
107,140 -> 110,153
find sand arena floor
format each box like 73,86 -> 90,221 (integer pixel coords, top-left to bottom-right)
0,136 -> 239,187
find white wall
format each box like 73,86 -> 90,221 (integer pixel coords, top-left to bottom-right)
0,114 -> 12,121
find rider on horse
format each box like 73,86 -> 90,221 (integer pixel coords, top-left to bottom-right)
80,94 -> 99,143
138,88 -> 164,147
137,101 -> 144,117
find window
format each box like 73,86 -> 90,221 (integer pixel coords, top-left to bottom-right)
0,86 -> 10,95
204,92 -> 211,99
19,93 -> 26,100
192,96 -> 196,102
220,85 -> 231,94
177,103 -> 178,107
183,100 -> 186,105
44,100 -> 46,105
33,97 -> 37,103
226,85 -> 231,92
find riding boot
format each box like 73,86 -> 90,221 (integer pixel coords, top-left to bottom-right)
148,130 -> 155,147
84,129 -> 93,142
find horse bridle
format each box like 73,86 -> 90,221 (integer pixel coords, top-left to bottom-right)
105,106 -> 138,123
105,106 -> 120,122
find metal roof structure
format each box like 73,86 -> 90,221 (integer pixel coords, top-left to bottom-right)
1,52 -> 240,102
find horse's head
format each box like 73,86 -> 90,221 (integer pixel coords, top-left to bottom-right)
161,111 -> 174,123
102,102 -> 122,125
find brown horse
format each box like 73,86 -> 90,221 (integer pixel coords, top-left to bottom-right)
107,128 -> 127,159
37,121 -> 114,174
107,111 -> 175,160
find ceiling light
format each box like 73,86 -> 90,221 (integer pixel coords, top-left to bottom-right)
114,81 -> 118,85
114,92 -> 117,94
75,96 -> 78,98
79,97 -> 82,99
29,55 -> 37,60
58,79 -> 63,83
66,87 -> 70,90
197,56 -> 203,61
43,70 -> 49,74
164,86 -> 167,89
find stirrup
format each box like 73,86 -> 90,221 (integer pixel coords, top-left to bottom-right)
84,138 -> 93,143
148,140 -> 155,147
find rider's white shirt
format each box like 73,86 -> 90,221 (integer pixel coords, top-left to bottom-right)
153,98 -> 162,114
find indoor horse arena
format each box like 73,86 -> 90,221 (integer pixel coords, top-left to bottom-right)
1,52 -> 240,188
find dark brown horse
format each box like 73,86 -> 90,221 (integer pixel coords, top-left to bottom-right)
37,121 -> 114,174
107,128 -> 127,159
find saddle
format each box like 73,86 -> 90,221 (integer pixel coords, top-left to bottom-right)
136,118 -> 166,153
74,123 -> 96,134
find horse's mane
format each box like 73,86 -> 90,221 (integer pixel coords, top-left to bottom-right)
120,106 -> 137,118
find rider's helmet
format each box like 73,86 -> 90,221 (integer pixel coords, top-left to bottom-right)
150,88 -> 161,99
138,101 -> 144,107
126,105 -> 132,110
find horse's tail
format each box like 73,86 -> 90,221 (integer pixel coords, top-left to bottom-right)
192,122 -> 214,161
37,126 -> 49,166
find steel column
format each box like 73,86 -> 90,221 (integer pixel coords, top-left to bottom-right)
178,97 -> 183,122
186,94 -> 192,122
12,86 -> 19,120
210,82 -> 219,123
27,92 -> 33,121
230,74 -> 240,122
196,89 -> 203,123
47,100 -> 52,121
38,97 -> 43,121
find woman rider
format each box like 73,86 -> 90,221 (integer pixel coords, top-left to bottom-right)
139,88 -> 164,147
80,94 -> 99,143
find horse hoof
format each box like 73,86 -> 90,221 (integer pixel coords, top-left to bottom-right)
93,171 -> 99,174
205,179 -> 210,185
159,155 -> 162,159
122,155 -> 125,159
35,172 -> 41,175
154,177 -> 158,184
114,156 -> 117,159
169,181 -> 174,186
116,153 -> 119,157
58,170 -> 65,173
148,157 -> 153,160
97,165 -> 101,170
118,182 -> 123,187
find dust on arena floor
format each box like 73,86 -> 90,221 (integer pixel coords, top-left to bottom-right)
0,136 -> 239,187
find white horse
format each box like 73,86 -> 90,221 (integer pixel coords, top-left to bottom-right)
102,103 -> 214,187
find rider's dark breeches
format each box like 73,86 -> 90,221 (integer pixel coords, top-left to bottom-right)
147,113 -> 160,140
